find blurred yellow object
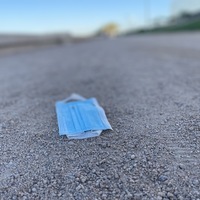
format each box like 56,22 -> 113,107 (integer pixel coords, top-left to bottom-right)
101,23 -> 119,37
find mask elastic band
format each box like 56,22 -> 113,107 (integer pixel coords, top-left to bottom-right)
62,93 -> 86,103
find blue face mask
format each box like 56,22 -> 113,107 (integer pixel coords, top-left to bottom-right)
55,94 -> 112,139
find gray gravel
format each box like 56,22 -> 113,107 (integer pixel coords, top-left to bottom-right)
1,32 -> 200,199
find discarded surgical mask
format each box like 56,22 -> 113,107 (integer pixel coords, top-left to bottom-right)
55,93 -> 112,139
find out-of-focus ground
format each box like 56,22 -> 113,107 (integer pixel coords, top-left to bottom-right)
0,32 -> 200,199
0,33 -> 85,56
0,34 -> 72,46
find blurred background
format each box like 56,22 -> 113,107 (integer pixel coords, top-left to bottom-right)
0,0 -> 200,49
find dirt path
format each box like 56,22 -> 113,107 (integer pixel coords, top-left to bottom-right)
1,32 -> 200,199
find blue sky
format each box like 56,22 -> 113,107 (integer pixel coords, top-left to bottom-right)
0,0 -> 197,35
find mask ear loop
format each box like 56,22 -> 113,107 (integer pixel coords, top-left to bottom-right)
62,93 -> 86,103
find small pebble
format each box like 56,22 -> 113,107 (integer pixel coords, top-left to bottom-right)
30,149 -> 34,153
32,188 -> 37,192
80,175 -> 87,183
131,154 -> 136,159
102,193 -> 107,200
167,192 -> 174,198
76,184 -> 83,191
158,175 -> 168,182
158,192 -> 165,197
68,141 -> 75,145
192,178 -> 199,186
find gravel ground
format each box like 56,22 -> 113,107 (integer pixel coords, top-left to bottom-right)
0,32 -> 200,200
